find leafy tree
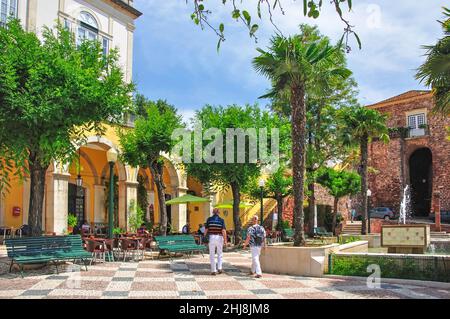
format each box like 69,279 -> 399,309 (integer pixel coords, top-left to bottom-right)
253,25 -> 350,246
187,0 -> 359,51
316,168 -> 361,234
0,20 -> 133,236
119,98 -> 183,236
183,104 -> 285,244
337,106 -> 389,235
416,7 -> 450,115
128,200 -> 146,233
244,165 -> 292,234
302,27 -> 357,236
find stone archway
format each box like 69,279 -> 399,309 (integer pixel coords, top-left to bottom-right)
409,148 -> 433,217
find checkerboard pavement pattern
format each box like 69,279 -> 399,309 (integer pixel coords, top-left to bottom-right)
0,248 -> 449,299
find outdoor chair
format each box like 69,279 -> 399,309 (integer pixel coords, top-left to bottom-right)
119,238 -> 140,261
86,239 -> 106,264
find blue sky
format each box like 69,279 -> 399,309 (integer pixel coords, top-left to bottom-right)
132,1 -> 445,121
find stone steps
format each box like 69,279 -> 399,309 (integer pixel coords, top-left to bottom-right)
342,223 -> 362,235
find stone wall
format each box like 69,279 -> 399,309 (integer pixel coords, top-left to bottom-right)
368,94 -> 450,214
282,184 -> 351,227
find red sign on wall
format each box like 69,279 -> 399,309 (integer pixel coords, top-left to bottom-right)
13,206 -> 21,217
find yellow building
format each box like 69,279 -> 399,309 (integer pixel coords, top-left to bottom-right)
0,0 -> 277,235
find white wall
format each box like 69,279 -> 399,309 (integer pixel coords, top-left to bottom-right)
16,0 -> 136,84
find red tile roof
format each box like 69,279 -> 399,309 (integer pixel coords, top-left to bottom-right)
366,90 -> 432,109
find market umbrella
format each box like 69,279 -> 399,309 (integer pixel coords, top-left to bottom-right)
165,194 -> 211,205
214,201 -> 254,209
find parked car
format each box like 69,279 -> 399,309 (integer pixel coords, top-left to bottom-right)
429,211 -> 450,224
369,207 -> 396,220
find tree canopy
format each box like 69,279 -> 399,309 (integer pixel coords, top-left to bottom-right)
0,19 -> 134,235
120,98 -> 183,235
416,7 -> 450,115
182,104 -> 289,242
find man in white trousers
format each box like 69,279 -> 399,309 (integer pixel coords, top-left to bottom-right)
204,208 -> 228,275
243,215 -> 266,278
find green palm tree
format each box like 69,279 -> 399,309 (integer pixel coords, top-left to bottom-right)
338,106 -> 389,235
253,25 -> 350,246
416,7 -> 450,115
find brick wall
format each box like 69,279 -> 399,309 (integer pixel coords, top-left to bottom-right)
368,94 -> 450,214
282,184 -> 350,226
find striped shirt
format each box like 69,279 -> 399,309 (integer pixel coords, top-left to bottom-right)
206,215 -> 226,236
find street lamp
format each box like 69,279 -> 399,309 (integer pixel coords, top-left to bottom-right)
107,148 -> 118,239
259,178 -> 265,225
76,149 -> 83,188
367,189 -> 372,234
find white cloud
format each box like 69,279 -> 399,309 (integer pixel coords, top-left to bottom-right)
133,0 -> 444,108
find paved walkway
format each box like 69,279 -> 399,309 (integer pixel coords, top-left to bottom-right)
0,251 -> 449,299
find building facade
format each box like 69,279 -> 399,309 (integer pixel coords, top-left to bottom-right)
367,90 -> 450,217
0,0 -> 289,235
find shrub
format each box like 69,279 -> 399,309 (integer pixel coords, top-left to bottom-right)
330,254 -> 450,282
68,214 -> 78,228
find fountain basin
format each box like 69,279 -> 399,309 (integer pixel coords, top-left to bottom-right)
381,224 -> 431,254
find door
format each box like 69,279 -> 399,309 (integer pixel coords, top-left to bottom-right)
68,184 -> 85,225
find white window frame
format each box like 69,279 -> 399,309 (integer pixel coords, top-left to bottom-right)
75,11 -> 110,56
407,111 -> 427,137
0,0 -> 18,26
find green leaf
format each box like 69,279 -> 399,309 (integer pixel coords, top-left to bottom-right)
217,39 -> 222,52
198,4 -> 204,11
219,23 -> 224,33
232,9 -> 240,19
303,0 -> 308,16
348,0 -> 353,11
243,10 -> 251,25
250,24 -> 259,36
354,32 -> 362,49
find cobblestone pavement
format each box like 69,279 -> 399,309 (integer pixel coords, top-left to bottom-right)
0,250 -> 449,299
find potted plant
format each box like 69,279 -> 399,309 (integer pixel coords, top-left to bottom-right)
112,227 -> 123,238
68,214 -> 78,234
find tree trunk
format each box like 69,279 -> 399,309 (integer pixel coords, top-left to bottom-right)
307,181 -> 315,237
28,152 -> 48,237
360,136 -> 369,235
275,194 -> 285,240
231,182 -> 242,245
150,161 -> 167,236
332,197 -> 339,235
291,85 -> 306,246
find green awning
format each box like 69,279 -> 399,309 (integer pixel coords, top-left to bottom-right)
166,194 -> 211,205
214,201 -> 254,209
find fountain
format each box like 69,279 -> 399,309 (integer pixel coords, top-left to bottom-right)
398,185 -> 411,225
381,185 -> 431,254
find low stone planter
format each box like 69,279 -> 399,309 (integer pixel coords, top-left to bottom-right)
260,241 -> 368,277
340,234 -> 381,248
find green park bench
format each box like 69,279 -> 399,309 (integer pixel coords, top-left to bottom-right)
283,228 -> 294,241
314,227 -> 333,238
5,235 -> 92,278
154,235 -> 206,260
